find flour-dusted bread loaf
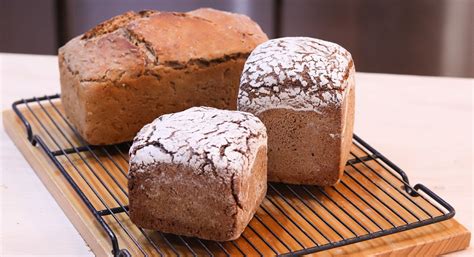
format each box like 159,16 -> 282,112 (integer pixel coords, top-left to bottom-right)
128,107 -> 267,241
238,37 -> 355,186
59,8 -> 268,145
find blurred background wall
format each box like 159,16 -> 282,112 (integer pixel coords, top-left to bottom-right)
1,0 -> 473,77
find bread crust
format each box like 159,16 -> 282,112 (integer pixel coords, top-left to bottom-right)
59,8 -> 268,145
238,37 -> 355,185
258,78 -> 355,185
128,107 -> 267,241
129,147 -> 267,241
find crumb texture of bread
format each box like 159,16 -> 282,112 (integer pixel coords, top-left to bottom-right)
128,107 -> 267,241
59,8 -> 268,145
238,37 -> 355,185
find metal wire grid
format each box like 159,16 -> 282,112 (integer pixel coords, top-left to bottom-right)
12,94 -> 455,256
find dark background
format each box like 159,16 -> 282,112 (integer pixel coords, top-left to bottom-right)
1,0 -> 473,77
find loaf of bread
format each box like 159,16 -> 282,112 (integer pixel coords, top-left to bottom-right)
59,8 -> 267,145
238,37 -> 355,186
128,107 -> 267,241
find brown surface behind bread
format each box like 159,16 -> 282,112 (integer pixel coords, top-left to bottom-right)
59,8 -> 268,145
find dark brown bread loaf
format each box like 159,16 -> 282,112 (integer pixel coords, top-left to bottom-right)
238,37 -> 355,186
128,107 -> 267,241
59,8 -> 268,145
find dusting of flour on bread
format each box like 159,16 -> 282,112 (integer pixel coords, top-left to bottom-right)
129,107 -> 267,179
238,37 -> 353,114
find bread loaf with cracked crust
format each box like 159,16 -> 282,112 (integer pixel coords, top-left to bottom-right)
238,37 -> 355,186
59,8 -> 268,145
128,107 -> 267,241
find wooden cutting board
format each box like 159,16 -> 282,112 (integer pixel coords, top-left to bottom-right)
3,107 -> 471,256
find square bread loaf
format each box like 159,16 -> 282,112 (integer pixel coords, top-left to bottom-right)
128,107 -> 267,241
59,8 -> 267,145
238,37 -> 355,186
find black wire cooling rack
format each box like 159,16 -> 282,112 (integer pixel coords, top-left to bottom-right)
12,94 -> 455,256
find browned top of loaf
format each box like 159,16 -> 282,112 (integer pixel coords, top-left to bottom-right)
59,8 -> 268,82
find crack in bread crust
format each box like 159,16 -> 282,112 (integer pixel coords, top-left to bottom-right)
128,107 -> 267,240
82,10 -> 158,40
238,37 -> 354,115
58,8 -> 269,145
61,8 -> 264,83
123,28 -> 158,65
129,107 -> 267,181
161,53 -> 250,70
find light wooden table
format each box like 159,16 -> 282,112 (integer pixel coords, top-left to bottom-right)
1,53 -> 472,256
